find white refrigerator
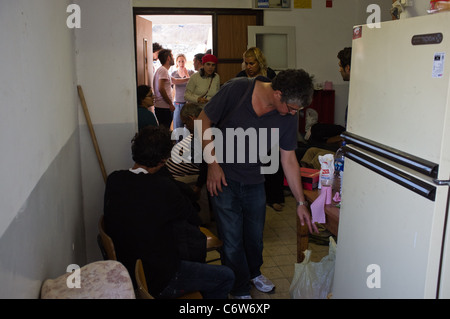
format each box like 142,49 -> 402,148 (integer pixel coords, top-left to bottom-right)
333,12 -> 450,298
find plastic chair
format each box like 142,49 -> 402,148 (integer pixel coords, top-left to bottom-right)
134,259 -> 203,299
199,226 -> 222,263
98,215 -> 117,261
135,259 -> 154,299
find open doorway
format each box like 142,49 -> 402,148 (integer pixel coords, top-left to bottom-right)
135,14 -> 213,89
134,8 -> 263,87
137,14 -> 213,85
142,15 -> 213,74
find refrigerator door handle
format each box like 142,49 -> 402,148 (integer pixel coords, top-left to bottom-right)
342,132 -> 439,178
433,179 -> 450,186
344,146 -> 437,201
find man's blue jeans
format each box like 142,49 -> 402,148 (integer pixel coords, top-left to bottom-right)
158,261 -> 235,299
210,179 -> 266,296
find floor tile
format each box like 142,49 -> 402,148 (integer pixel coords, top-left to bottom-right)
206,193 -> 332,299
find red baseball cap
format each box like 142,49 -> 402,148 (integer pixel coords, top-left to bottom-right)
202,54 -> 218,64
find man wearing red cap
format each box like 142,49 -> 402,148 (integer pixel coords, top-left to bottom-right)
185,54 -> 220,108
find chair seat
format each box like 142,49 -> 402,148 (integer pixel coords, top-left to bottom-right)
200,226 -> 222,251
135,259 -> 203,299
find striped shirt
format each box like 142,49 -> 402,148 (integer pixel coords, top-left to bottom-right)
166,134 -> 200,177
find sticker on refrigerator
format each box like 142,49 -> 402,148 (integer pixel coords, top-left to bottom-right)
432,52 -> 445,78
353,26 -> 362,40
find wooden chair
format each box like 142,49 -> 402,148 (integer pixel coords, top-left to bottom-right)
134,259 -> 203,299
98,215 -> 117,261
199,226 -> 223,263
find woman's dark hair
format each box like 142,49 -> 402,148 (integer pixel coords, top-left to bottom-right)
271,69 -> 314,108
131,126 -> 173,168
199,68 -> 216,78
137,85 -> 151,106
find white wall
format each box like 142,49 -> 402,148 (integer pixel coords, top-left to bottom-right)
75,0 -> 138,262
0,0 -> 78,240
0,0 -> 85,298
0,0 -> 138,298
264,0 -> 392,126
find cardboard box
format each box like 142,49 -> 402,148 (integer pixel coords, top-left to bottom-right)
300,167 -> 320,190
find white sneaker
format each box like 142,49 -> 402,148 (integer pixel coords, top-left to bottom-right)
230,294 -> 252,299
251,275 -> 275,293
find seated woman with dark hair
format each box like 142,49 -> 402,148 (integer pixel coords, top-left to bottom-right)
104,126 -> 234,299
137,85 -> 158,131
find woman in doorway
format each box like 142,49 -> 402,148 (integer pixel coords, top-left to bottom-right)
137,85 -> 158,131
236,47 -> 285,212
171,54 -> 194,130
184,54 -> 220,108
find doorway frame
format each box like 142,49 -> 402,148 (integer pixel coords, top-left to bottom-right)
132,7 -> 264,84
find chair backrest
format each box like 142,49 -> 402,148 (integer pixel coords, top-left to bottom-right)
98,215 -> 117,261
135,259 -> 154,299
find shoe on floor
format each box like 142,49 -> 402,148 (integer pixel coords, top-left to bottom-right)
230,294 -> 252,299
269,203 -> 283,211
251,274 -> 275,293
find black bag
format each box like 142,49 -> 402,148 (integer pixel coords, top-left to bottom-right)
310,123 -> 345,143
174,220 -> 207,263
172,177 -> 207,263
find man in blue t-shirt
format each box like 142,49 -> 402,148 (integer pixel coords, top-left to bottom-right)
197,69 -> 319,299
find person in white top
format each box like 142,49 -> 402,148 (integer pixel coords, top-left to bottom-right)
153,49 -> 175,128
171,54 -> 194,130
184,54 -> 220,108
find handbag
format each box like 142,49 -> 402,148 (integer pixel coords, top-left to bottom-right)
200,76 -> 214,99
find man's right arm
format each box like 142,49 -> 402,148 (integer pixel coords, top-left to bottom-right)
196,110 -> 227,196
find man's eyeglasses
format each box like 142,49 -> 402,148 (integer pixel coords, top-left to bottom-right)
286,103 -> 302,114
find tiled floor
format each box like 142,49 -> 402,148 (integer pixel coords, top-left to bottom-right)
206,194 -> 332,299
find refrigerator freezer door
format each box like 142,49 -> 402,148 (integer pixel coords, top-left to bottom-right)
333,154 -> 448,298
347,12 -> 450,181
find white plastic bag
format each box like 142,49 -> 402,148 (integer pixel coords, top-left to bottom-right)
289,237 -> 337,299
